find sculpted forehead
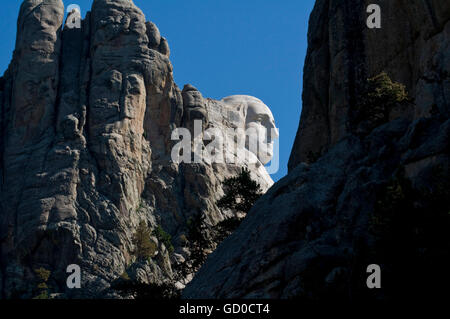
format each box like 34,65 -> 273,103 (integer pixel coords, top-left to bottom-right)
246,101 -> 275,123
222,95 -> 264,105
221,95 -> 274,121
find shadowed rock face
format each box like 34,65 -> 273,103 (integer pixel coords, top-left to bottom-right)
289,0 -> 450,170
184,0 -> 449,300
0,0 -> 275,298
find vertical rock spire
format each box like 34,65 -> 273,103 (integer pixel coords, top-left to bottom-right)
11,0 -> 64,143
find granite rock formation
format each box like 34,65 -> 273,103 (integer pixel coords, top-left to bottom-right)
184,0 -> 449,300
289,0 -> 450,168
0,0 -> 275,298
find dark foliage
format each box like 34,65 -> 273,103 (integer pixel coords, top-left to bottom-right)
153,225 -> 174,254
132,221 -> 157,260
353,72 -> 409,133
33,267 -> 51,299
212,217 -> 243,243
217,167 -> 263,214
186,214 -> 210,270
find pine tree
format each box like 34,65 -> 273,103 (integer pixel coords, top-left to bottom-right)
217,167 -> 263,214
132,221 -> 157,260
354,72 -> 409,133
212,168 -> 263,243
33,267 -> 51,299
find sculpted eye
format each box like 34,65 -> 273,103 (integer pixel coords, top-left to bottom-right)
257,115 -> 270,124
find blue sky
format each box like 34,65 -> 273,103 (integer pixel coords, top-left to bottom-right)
0,0 -> 315,182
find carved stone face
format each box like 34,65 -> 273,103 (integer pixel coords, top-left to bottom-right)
222,95 -> 279,165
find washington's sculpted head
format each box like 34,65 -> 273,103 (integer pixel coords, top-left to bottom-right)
171,92 -> 279,172
222,95 -> 279,165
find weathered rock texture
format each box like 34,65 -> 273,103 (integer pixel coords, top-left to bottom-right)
0,0 -> 274,298
289,0 -> 450,168
184,0 -> 449,300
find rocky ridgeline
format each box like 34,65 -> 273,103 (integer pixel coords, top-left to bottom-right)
0,0 -> 274,298
184,0 -> 450,299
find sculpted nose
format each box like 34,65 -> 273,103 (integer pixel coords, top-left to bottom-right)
272,126 -> 279,140
267,122 -> 279,142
